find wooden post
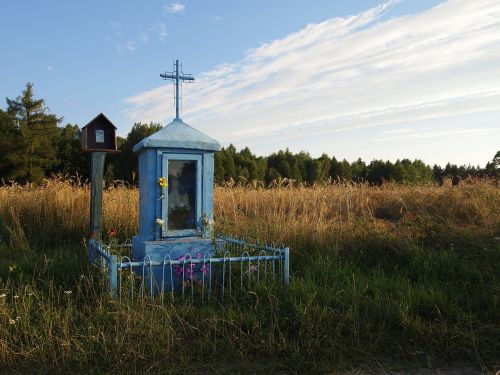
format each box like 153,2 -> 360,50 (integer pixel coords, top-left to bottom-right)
89,152 -> 106,239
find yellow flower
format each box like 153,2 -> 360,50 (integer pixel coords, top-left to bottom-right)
158,177 -> 168,188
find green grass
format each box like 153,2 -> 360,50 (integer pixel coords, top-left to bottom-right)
1,237 -> 498,374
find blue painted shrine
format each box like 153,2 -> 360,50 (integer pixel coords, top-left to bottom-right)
131,61 -> 221,288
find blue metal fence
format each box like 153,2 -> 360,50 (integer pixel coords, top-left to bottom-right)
88,237 -> 290,303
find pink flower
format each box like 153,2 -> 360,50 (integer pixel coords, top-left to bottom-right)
173,265 -> 183,276
200,264 -> 210,275
185,263 -> 196,275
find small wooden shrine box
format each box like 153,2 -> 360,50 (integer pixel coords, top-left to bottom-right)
81,113 -> 118,152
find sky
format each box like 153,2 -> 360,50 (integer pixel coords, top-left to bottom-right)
1,0 -> 499,167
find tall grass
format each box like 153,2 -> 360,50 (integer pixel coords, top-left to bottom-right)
215,182 -> 500,276
0,177 -> 138,251
0,179 -> 499,373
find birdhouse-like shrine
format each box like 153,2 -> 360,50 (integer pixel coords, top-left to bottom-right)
81,113 -> 118,152
131,60 -> 220,272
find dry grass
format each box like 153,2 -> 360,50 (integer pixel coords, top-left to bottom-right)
1,178 -> 497,250
214,181 -> 500,253
0,178 -> 138,250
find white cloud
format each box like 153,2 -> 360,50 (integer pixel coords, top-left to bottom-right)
138,32 -> 149,43
125,0 -> 500,165
116,40 -> 136,53
164,3 -> 185,14
152,23 -> 168,41
107,21 -> 137,53
377,127 -> 500,142
46,66 -> 54,71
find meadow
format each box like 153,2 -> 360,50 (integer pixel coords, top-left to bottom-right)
0,178 -> 499,374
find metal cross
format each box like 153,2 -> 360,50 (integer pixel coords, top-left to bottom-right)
160,59 -> 195,121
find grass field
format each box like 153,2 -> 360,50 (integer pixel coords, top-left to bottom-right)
0,179 -> 499,374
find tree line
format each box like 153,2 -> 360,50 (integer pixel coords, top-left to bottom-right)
215,146 -> 498,186
1,83 -> 498,186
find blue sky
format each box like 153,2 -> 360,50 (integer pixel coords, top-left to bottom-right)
1,0 -> 499,166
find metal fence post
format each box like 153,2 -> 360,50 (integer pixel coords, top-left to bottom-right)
108,254 -> 118,297
283,247 -> 290,285
88,239 -> 95,265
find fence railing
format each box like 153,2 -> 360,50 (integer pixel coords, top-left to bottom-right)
88,236 -> 290,303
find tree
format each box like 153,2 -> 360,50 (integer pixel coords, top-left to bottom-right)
329,157 -> 341,181
367,160 -> 396,185
6,83 -> 61,183
485,150 -> 500,176
0,109 -> 27,181
214,150 -> 226,185
313,154 -> 331,183
290,161 -> 302,183
494,151 -> 500,168
351,158 -> 368,182
54,124 -> 89,179
411,159 -> 433,183
443,162 -> 459,177
303,159 -> 316,184
222,146 -> 236,181
116,122 -> 162,183
265,167 -> 281,184
432,164 -> 443,183
254,157 -> 267,182
294,151 -> 312,183
338,159 -> 352,181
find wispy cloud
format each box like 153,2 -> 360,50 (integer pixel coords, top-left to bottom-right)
107,21 -> 161,53
152,23 -> 168,41
138,32 -> 149,43
116,40 -> 136,53
377,127 -> 500,142
107,22 -> 135,53
125,0 -> 500,165
109,22 -> 120,30
164,3 -> 185,14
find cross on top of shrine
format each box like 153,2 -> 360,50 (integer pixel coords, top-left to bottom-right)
160,59 -> 195,121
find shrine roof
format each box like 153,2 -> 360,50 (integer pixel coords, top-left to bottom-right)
133,119 -> 221,153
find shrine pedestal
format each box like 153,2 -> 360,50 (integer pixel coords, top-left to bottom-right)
132,236 -> 215,262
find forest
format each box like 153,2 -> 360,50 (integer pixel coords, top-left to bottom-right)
1,83 -> 498,186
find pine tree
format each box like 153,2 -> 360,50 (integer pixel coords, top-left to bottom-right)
351,158 -> 368,182
0,109 -> 27,181
222,146 -> 236,181
214,150 -> 226,185
485,150 -> 500,176
6,83 -> 60,183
